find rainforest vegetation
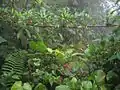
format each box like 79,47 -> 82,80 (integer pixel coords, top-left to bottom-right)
0,0 -> 120,90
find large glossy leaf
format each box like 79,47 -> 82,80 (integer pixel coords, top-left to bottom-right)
81,81 -> 92,89
34,83 -> 47,90
11,81 -> 23,90
55,85 -> 70,90
23,83 -> 32,90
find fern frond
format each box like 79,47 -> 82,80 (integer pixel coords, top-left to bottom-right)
0,50 -> 27,87
1,51 -> 27,75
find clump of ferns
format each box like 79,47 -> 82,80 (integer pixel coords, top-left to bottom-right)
0,50 -> 27,87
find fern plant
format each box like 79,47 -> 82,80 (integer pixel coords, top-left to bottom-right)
0,50 -> 27,88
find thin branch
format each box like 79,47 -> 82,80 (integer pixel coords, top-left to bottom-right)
33,24 -> 120,28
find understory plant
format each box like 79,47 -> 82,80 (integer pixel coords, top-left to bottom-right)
0,0 -> 120,90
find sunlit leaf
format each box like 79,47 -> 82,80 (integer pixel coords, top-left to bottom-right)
23,83 -> 32,90
55,85 -> 70,90
47,48 -> 53,53
71,77 -> 77,83
29,41 -> 47,53
55,49 -> 65,64
11,81 -> 23,90
81,81 -> 92,89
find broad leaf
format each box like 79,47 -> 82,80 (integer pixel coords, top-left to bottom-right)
71,77 -> 77,83
34,83 -> 47,90
55,85 -> 70,90
29,41 -> 47,52
11,81 -> 23,90
95,70 -> 106,84
81,81 -> 92,89
23,83 -> 32,90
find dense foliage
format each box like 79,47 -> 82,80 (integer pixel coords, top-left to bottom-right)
0,0 -> 120,90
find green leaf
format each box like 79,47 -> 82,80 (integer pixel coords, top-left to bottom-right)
81,81 -> 92,89
0,36 -> 7,44
71,77 -> 77,83
11,81 -> 23,90
29,41 -> 47,52
92,84 -> 98,90
55,49 -> 64,59
100,85 -> 107,90
12,75 -> 20,80
34,83 -> 47,90
29,41 -> 37,50
17,30 -> 23,39
84,44 -> 96,57
47,48 -> 53,53
106,70 -> 119,83
49,77 -> 54,86
55,85 -> 71,90
117,52 -> 120,60
95,70 -> 106,84
108,54 -> 117,61
23,83 -> 32,90
55,49 -> 65,64
25,29 -> 31,38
